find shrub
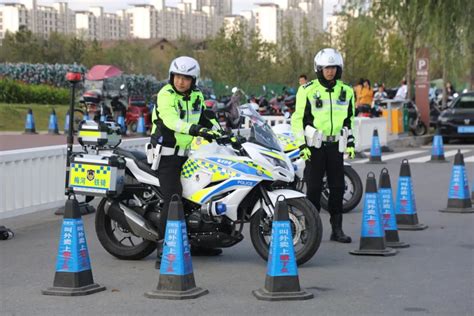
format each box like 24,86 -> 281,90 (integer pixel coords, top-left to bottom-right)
0,79 -> 69,104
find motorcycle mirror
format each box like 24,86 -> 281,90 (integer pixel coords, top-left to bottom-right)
210,94 -> 216,100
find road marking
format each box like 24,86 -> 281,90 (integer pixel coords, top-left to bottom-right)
353,150 -> 425,164
408,149 -> 471,163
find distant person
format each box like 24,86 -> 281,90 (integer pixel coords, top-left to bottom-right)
374,84 -> 387,102
299,74 -> 308,86
354,78 -> 364,107
446,82 -> 456,96
395,79 -> 408,100
356,79 -> 374,116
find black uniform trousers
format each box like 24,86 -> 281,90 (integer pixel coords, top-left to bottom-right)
304,142 -> 345,216
156,155 -> 188,236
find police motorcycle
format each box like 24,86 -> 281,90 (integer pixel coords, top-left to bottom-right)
71,112 -> 322,266
211,95 -> 362,214
272,123 -> 363,213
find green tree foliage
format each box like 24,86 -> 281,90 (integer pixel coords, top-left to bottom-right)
427,0 -> 472,104
204,21 -> 276,96
372,0 -> 430,99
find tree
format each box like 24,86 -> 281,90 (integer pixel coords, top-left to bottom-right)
372,0 -> 429,99
67,37 -> 86,64
82,39 -> 106,67
428,0 -> 472,104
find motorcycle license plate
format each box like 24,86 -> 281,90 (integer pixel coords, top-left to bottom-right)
457,126 -> 474,133
69,163 -> 112,194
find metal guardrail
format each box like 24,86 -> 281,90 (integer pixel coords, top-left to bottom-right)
0,138 -> 147,219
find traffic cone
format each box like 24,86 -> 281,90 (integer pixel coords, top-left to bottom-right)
24,108 -> 37,134
440,150 -> 474,213
367,129 -> 385,164
48,109 -> 59,135
100,114 -> 106,122
42,198 -> 105,296
117,114 -> 126,134
378,168 -> 409,248
350,173 -> 397,256
253,197 -> 313,301
83,113 -> 90,121
64,111 -> 70,134
145,195 -> 208,300
395,159 -> 428,230
428,132 -> 448,163
137,113 -> 147,136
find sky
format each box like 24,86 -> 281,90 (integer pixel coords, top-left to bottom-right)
9,0 -> 337,26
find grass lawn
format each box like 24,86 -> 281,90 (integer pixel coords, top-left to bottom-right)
0,103 -> 71,132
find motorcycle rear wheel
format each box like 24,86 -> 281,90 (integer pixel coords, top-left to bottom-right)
249,197 -> 322,265
95,198 -> 157,260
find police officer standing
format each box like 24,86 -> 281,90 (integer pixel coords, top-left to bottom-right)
150,56 -> 223,266
291,48 -> 355,243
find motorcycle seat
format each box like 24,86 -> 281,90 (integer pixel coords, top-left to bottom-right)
114,148 -> 156,176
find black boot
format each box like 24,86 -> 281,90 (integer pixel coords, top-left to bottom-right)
330,214 -> 352,243
155,240 -> 163,269
191,246 -> 223,256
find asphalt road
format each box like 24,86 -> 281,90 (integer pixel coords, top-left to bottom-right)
1,149 -> 473,315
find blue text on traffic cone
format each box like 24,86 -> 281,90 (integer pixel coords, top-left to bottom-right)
55,218 -> 91,273
448,165 -> 470,200
160,220 -> 193,276
379,188 -> 398,231
361,192 -> 385,238
267,221 -> 298,277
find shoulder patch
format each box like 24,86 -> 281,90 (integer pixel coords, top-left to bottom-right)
167,89 -> 175,94
303,81 -> 314,89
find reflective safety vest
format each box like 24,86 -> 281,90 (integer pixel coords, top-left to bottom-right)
151,83 -> 211,150
291,79 -> 355,146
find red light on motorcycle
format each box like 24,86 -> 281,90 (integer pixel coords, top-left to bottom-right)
205,100 -> 214,108
66,72 -> 82,83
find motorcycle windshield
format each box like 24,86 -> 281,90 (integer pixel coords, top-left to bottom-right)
240,104 -> 282,152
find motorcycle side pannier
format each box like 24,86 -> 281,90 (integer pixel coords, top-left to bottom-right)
78,120 -> 122,149
68,154 -> 126,197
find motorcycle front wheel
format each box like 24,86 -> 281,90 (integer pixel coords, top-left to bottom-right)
249,197 -> 322,265
95,198 -> 157,260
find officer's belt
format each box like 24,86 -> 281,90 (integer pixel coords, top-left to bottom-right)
160,146 -> 190,157
321,135 -> 340,142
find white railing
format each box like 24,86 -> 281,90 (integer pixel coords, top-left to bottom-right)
0,138 -> 148,219
0,116 -> 389,219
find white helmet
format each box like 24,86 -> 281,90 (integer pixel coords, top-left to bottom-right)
169,56 -> 200,83
314,48 -> 344,80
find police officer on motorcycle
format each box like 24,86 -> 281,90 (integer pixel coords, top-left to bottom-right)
291,48 -> 355,243
150,56 -> 223,266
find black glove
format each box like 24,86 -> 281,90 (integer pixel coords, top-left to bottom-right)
198,128 -> 223,142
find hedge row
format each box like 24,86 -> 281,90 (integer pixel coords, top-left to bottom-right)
0,79 -> 69,104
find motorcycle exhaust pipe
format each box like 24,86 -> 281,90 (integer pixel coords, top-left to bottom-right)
105,201 -> 160,242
